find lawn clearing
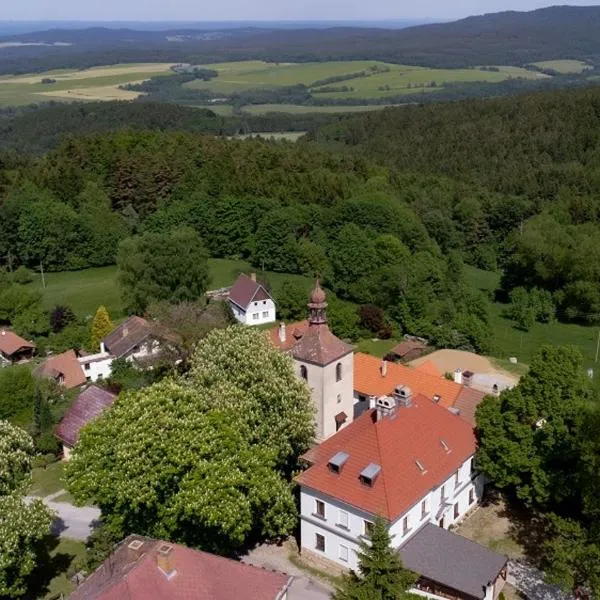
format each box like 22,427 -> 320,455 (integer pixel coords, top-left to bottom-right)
356,338 -> 399,358
40,537 -> 87,600
531,59 -> 591,74
232,131 -> 307,141
30,461 -> 66,497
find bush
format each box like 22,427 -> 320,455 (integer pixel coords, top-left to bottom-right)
32,453 -> 56,468
35,433 -> 60,455
12,266 -> 34,284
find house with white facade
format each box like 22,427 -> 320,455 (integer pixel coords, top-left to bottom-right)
228,273 -> 276,326
295,387 -> 507,600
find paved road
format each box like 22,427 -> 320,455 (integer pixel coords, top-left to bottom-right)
26,491 -> 100,541
508,560 -> 573,600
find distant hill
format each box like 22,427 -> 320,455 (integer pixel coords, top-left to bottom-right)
0,6 -> 599,73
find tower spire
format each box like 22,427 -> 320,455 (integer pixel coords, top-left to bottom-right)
308,279 -> 327,325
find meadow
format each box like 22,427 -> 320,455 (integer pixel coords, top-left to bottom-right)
185,60 -> 541,100
0,63 -> 175,106
531,59 -> 591,73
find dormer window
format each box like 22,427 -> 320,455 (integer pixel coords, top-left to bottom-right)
328,451 -> 349,474
359,463 -> 381,487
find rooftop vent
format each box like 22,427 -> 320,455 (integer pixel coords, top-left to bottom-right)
440,439 -> 450,453
392,385 -> 413,407
328,451 -> 349,473
128,540 -> 144,551
448,407 -> 461,416
415,459 -> 427,474
433,394 -> 441,403
359,463 -> 381,487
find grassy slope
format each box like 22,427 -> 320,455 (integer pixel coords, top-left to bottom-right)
531,59 -> 590,73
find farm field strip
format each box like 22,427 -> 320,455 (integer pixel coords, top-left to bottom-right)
531,59 -> 591,73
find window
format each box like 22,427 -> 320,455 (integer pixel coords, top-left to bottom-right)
363,520 -> 374,538
338,510 -> 349,529
336,362 -> 342,382
262,311 -> 269,318
358,394 -> 367,402
315,534 -> 325,552
470,457 -> 475,475
84,363 -> 90,371
254,302 -> 258,306
337,394 -> 342,404
263,300 -> 266,304
421,499 -> 428,519
86,376 -> 91,382
315,500 -> 325,519
403,516 -> 410,535
339,545 -> 349,562
300,365 -> 308,380
97,374 -> 103,380
252,313 -> 259,321
454,470 -> 460,488
441,485 -> 446,501
469,488 -> 475,505
454,503 -> 459,519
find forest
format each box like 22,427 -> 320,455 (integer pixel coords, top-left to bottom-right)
2,6 -> 600,74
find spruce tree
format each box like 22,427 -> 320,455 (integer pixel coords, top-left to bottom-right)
90,306 -> 114,352
334,517 -> 416,600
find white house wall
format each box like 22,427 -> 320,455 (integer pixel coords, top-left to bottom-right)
300,456 -> 484,571
79,355 -> 113,382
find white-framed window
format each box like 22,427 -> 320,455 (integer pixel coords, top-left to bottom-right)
315,500 -> 325,519
252,313 -> 259,320
338,510 -> 349,529
421,499 -> 428,519
315,534 -> 325,552
336,362 -> 342,382
84,363 -> 90,371
454,470 -> 460,488
363,520 -> 374,538
454,502 -> 459,519
403,516 -> 410,535
262,311 -> 269,318
339,544 -> 349,562
441,485 -> 446,501
469,488 -> 475,505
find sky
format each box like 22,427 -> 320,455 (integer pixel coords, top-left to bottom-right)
1,0 -> 599,22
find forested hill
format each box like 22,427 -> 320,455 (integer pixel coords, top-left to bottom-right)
2,5 -> 600,73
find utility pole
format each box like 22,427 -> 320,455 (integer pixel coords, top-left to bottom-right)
596,329 -> 600,363
39,261 -> 46,289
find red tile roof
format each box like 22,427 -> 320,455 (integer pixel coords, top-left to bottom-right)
354,353 -> 463,410
269,320 -> 309,352
296,396 -> 476,520
69,535 -> 292,600
0,330 -> 35,357
414,359 -> 442,377
37,350 -> 87,389
228,274 -> 272,310
56,385 -> 117,447
103,316 -> 152,359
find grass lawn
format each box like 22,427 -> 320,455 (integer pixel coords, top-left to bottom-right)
466,266 -> 600,375
38,537 -> 86,600
531,59 -> 591,74
356,338 -> 399,358
30,461 -> 66,497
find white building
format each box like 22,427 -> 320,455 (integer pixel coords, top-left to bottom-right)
78,352 -> 113,383
228,273 -> 276,326
296,389 -> 507,600
270,282 -> 355,441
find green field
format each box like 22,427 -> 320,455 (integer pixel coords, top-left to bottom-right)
0,63 -> 175,106
466,266 -> 600,373
185,60 -> 540,100
240,103 -> 400,115
531,59 -> 591,74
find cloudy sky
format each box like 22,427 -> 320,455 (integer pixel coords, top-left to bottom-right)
2,0 -> 598,21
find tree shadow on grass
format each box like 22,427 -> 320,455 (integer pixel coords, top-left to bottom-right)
24,534 -> 80,600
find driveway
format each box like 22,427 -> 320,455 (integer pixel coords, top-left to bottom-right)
27,490 -> 101,541
508,560 -> 573,600
243,543 -> 333,600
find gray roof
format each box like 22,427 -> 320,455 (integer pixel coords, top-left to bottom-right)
399,524 -> 507,600
103,316 -> 151,359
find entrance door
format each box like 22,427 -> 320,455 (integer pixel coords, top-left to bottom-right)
438,518 -> 444,528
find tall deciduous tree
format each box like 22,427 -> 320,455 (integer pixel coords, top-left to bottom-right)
66,327 -> 314,552
0,421 -> 54,598
117,227 -> 211,314
90,305 -> 114,351
334,517 -> 416,600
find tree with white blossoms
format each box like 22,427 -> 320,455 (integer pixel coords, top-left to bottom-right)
66,326 -> 315,553
0,420 -> 54,598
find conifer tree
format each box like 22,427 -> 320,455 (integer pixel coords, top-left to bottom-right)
334,516 -> 416,600
90,306 -> 114,351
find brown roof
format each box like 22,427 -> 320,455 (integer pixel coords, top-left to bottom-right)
69,535 -> 292,600
0,330 -> 35,357
269,320 -> 310,352
296,396 -> 476,521
37,350 -> 86,389
103,316 -> 151,359
453,387 -> 487,427
228,274 -> 273,310
56,385 -> 117,447
390,339 -> 427,358
291,324 -> 353,366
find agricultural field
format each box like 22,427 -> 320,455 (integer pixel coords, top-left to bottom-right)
0,62 -> 175,106
240,103 -> 398,115
531,59 -> 592,73
185,60 -> 541,100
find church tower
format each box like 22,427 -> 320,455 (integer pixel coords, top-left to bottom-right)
289,281 -> 355,441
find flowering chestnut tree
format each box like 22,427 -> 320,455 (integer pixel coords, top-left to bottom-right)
66,327 -> 315,553
0,421 -> 54,598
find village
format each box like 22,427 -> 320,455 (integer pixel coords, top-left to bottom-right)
1,271 -> 565,600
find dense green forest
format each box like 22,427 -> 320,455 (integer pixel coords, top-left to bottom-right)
2,6 -> 600,74
312,85 -> 600,323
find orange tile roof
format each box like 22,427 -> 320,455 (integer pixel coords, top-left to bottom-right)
354,353 -> 463,410
296,396 -> 476,520
414,359 -> 442,377
37,350 -> 87,389
0,330 -> 35,357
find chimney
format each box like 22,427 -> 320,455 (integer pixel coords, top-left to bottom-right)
375,395 -> 397,421
393,385 -> 413,408
454,368 -> 463,385
250,272 -> 256,282
380,360 -> 388,377
156,543 -> 177,579
127,539 -> 145,563
278,322 -> 286,343
463,371 -> 473,388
